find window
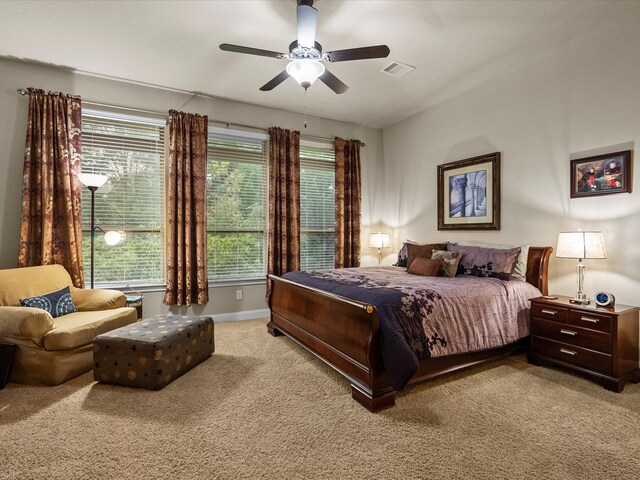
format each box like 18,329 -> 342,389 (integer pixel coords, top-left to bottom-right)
300,142 -> 336,270
81,110 -> 165,286
81,111 -> 334,285
206,127 -> 268,281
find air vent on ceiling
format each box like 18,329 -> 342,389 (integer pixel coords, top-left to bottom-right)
381,61 -> 415,77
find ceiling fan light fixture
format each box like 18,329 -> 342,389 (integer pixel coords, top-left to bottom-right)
220,1 -> 389,94
286,59 -> 325,90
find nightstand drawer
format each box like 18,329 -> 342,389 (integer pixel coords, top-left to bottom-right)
568,310 -> 612,333
531,303 -> 568,323
532,318 -> 612,353
532,336 -> 612,375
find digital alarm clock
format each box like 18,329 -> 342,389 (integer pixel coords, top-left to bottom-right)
594,291 -> 615,308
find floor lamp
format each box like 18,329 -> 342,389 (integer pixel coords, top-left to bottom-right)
78,173 -> 108,289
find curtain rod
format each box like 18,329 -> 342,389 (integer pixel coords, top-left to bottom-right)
16,88 -> 365,146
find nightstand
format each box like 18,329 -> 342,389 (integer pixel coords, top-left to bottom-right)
529,295 -> 640,392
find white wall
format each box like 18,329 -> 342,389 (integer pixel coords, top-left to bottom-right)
0,57 -> 383,317
380,16 -> 640,305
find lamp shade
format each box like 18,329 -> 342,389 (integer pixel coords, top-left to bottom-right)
369,232 -> 390,249
286,59 -> 325,89
556,231 -> 606,259
104,230 -> 125,246
78,173 -> 108,188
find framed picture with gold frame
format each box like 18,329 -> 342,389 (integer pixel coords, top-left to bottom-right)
570,150 -> 632,198
437,152 -> 500,230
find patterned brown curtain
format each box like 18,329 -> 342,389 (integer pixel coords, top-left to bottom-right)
334,137 -> 362,268
18,88 -> 85,287
267,127 -> 300,282
163,110 -> 209,306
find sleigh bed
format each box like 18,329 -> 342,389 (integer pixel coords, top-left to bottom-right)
267,246 -> 553,412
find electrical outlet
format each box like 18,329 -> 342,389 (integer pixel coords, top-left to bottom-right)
235,289 -> 243,300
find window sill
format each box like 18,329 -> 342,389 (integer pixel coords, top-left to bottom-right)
93,278 -> 267,293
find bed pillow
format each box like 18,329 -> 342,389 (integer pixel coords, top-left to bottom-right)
20,286 -> 77,318
406,243 -> 448,270
430,250 -> 463,278
408,258 -> 443,276
447,244 -> 521,280
456,240 -> 529,282
394,240 -> 418,267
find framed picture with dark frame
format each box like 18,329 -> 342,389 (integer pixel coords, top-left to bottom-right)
437,152 -> 500,230
570,150 -> 632,198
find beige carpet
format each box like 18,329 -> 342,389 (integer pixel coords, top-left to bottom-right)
1,319 -> 639,480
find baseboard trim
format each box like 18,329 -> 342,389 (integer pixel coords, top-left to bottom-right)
214,309 -> 270,323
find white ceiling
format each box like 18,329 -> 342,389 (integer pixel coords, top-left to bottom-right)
0,0 -> 633,129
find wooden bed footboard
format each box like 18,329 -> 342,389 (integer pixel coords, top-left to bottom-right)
267,246 -> 553,412
267,275 -> 396,411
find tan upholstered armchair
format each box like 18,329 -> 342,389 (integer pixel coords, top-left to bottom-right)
0,265 -> 137,385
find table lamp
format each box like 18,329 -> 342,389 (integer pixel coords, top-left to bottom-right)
369,232 -> 390,266
556,230 -> 606,304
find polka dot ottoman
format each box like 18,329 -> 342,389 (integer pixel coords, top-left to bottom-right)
93,314 -> 214,390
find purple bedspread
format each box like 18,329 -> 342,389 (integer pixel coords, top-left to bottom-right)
282,266 -> 541,390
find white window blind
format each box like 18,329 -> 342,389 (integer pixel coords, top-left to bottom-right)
81,111 -> 165,286
206,130 -> 267,281
300,143 -> 335,270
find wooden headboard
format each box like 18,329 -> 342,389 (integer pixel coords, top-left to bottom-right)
526,246 -> 553,296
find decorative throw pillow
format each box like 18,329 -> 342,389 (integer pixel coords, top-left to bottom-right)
406,243 -> 448,270
408,258 -> 443,276
20,286 -> 77,318
394,240 -> 417,267
455,240 -> 530,282
431,250 -> 463,278
447,244 -> 521,280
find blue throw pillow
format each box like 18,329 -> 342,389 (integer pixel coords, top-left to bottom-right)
20,286 -> 77,318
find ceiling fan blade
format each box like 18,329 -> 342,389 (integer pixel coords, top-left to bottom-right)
318,69 -> 349,94
296,3 -> 318,48
259,70 -> 290,91
325,45 -> 390,63
220,43 -> 285,59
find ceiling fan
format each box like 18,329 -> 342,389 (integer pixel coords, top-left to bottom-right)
219,0 -> 390,94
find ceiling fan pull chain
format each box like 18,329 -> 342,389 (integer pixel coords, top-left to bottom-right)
304,91 -> 308,128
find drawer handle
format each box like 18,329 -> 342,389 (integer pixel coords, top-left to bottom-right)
581,316 -> 599,324
560,348 -> 577,356
560,329 -> 577,336
541,309 -> 557,315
